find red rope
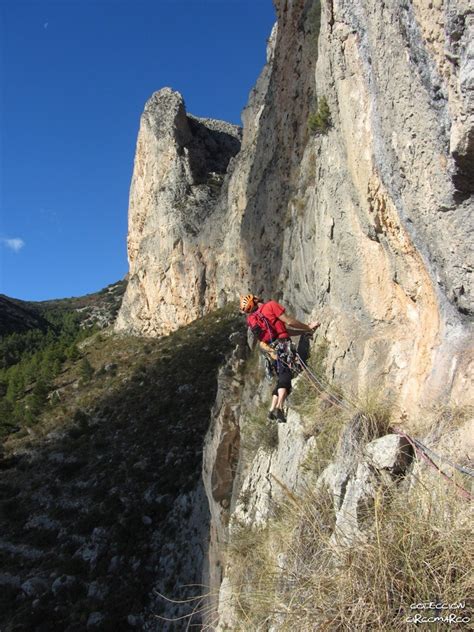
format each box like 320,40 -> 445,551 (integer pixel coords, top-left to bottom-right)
394,429 -> 473,501
262,348 -> 473,502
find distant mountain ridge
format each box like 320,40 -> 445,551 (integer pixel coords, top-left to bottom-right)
0,280 -> 127,337
0,296 -> 50,337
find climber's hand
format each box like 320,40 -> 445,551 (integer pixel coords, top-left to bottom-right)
260,341 -> 277,360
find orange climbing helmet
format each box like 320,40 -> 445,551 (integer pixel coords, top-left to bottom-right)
240,294 -> 259,313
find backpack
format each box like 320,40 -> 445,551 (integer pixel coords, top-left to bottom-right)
247,309 -> 278,343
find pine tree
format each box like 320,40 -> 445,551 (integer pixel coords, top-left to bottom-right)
29,378 -> 50,415
67,344 -> 80,361
79,357 -> 94,383
6,367 -> 25,402
0,397 -> 14,427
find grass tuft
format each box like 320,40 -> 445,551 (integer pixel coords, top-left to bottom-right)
241,406 -> 279,455
225,478 -> 472,630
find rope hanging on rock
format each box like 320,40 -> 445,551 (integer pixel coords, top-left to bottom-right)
412,436 -> 474,478
394,429 -> 474,501
296,353 -> 354,413
274,349 -> 474,501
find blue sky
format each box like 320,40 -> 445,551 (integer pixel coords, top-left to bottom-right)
0,0 -> 275,301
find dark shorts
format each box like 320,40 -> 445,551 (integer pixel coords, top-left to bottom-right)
272,365 -> 292,396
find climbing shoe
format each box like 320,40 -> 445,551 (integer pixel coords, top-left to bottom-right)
268,410 -> 277,421
275,409 -> 287,423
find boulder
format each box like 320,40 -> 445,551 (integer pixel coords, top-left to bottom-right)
364,434 -> 413,473
21,577 -> 49,597
87,612 -> 105,629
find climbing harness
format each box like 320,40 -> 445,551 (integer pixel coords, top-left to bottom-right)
272,339 -> 301,378
261,339 -> 302,382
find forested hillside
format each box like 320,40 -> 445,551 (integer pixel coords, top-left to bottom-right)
0,281 -> 126,439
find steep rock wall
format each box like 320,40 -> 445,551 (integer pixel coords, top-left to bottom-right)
117,0 -> 472,419
115,89 -> 241,336
114,0 -> 473,628
265,0 -> 473,417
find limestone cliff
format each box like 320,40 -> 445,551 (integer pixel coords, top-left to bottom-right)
115,0 -> 473,628
115,89 -> 241,336
117,0 -> 472,421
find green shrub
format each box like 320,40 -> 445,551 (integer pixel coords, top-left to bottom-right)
241,407 -> 279,455
0,398 -> 16,437
79,357 -> 94,383
71,408 -> 90,428
308,97 -> 331,135
66,343 -> 81,361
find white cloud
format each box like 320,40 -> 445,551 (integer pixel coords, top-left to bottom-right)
2,238 -> 25,252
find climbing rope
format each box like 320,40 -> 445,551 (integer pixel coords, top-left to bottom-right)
296,353 -> 355,413
411,437 -> 474,478
394,429 -> 474,501
271,344 -> 473,501
264,343 -> 348,411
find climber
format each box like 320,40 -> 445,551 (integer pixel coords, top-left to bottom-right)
240,294 -> 320,423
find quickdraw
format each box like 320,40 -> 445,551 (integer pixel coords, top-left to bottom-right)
271,339 -> 301,378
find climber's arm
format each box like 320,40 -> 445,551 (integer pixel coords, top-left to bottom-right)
279,313 -> 320,335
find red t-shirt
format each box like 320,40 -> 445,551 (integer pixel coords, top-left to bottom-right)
247,300 -> 289,343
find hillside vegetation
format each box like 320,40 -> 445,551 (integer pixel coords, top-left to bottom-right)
0,304 -> 243,631
0,281 -> 126,439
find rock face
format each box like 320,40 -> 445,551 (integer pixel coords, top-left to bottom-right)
115,89 -> 241,336
202,332 -> 248,617
200,346 -> 419,628
275,0 -> 473,417
117,0 -> 472,420
114,0 -> 474,628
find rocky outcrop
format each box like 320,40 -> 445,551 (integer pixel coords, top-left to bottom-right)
117,0 -> 472,421
411,0 -> 474,195
115,89 -> 241,336
202,332 -> 248,617
114,0 -> 473,628
319,432 -> 414,547
202,1 -> 472,626
200,350 -> 420,628
279,0 -> 473,417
